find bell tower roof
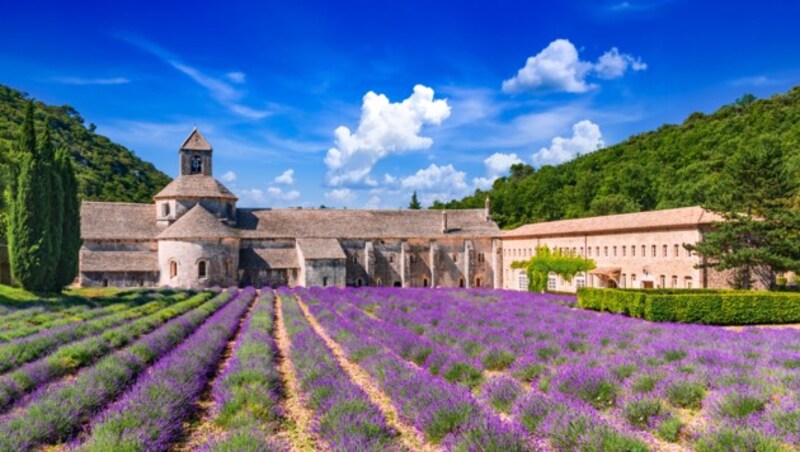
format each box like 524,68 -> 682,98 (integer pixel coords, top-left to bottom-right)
180,128 -> 212,152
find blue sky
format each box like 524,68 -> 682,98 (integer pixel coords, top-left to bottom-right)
2,0 -> 800,208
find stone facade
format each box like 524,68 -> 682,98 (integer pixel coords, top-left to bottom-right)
78,130 -> 500,290
500,207 -> 733,293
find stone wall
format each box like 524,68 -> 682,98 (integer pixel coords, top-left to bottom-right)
80,271 -> 159,288
303,258 -> 346,287
82,240 -> 157,252
158,238 -> 239,289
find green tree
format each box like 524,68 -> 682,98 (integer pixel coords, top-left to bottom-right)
511,246 -> 596,292
409,191 -> 421,210
54,148 -> 80,288
688,142 -> 800,289
38,127 -> 60,290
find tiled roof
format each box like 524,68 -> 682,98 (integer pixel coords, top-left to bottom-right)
81,202 -> 160,240
502,206 -> 724,238
80,250 -> 158,272
236,209 -> 499,239
239,247 -> 299,269
157,204 -> 238,240
297,238 -> 346,260
154,175 -> 237,200
180,129 -> 212,151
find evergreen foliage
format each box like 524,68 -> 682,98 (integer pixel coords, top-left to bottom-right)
432,88 -> 800,230
686,142 -> 800,289
511,246 -> 596,292
3,102 -> 81,291
409,191 -> 421,209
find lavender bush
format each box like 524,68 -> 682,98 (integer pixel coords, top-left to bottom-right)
0,289 -> 237,450
0,291 -> 213,412
78,287 -> 256,451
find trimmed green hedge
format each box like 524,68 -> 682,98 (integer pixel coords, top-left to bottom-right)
577,288 -> 800,325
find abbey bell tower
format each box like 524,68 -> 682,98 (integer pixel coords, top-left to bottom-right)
180,128 -> 213,176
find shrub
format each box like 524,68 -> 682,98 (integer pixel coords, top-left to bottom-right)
557,368 -> 618,409
715,392 -> 767,419
695,428 -> 784,452
513,362 -> 547,383
657,417 -> 682,442
623,398 -> 668,428
666,381 -> 706,409
632,374 -> 661,393
578,288 -> 800,325
481,349 -> 515,371
444,362 -> 484,389
482,376 -> 523,413
426,403 -> 474,443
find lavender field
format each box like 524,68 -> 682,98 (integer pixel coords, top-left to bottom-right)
0,287 -> 798,451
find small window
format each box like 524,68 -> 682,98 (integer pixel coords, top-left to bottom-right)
423,278 -> 429,287
410,255 -> 416,263
604,246 -> 608,257
632,245 -> 636,257
547,275 -> 557,291
323,276 -> 329,287
190,155 -> 202,174
475,278 -> 482,287
596,247 -> 600,256
356,278 -> 363,287
685,277 -> 693,289
651,245 -> 657,257
621,274 -> 627,288
393,281 -> 401,287
102,278 -> 109,287
686,246 -> 691,258
169,260 -> 178,279
162,203 -> 171,218
631,273 -> 637,282
459,277 -> 465,288
613,246 -> 617,257
580,246 -> 584,256
453,253 -> 459,263
198,261 -> 207,279
576,275 -> 586,289
518,272 -> 528,290
389,255 -> 395,264
138,279 -> 144,287
659,275 -> 666,288
672,276 -> 678,288
641,245 -> 646,257
663,245 -> 668,257
674,244 -> 680,257
478,253 -> 485,263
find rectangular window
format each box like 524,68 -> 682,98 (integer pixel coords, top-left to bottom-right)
663,245 -> 668,257
651,245 -> 657,257
621,274 -> 627,288
604,246 -> 608,257
631,273 -> 637,283
580,246 -> 584,256
659,275 -> 666,288
588,247 -> 592,257
672,275 -> 678,288
631,245 -> 636,257
547,275 -> 557,291
576,275 -> 586,289
641,245 -> 646,257
674,244 -> 680,257
685,277 -> 693,289
613,246 -> 617,257
686,246 -> 691,258
596,246 -> 600,256
622,246 -> 626,257
518,272 -> 529,291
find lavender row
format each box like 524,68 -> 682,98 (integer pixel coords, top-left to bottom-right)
296,289 -> 531,450
0,294 -> 183,374
77,287 -> 256,451
202,290 -> 289,451
278,290 -> 399,451
0,291 -> 174,342
0,291 -> 213,412
341,288 -> 800,448
0,289 -> 237,450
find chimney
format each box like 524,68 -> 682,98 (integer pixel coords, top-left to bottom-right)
484,197 -> 492,222
441,211 -> 448,233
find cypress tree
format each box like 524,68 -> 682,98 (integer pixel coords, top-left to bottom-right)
7,102 -> 52,291
39,127 -> 61,291
55,149 -> 80,288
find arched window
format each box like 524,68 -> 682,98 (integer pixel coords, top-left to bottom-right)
356,278 -> 363,287
684,276 -> 693,289
198,260 -> 207,279
459,277 -> 465,288
389,255 -> 395,264
162,203 -> 170,218
423,278 -> 429,287
323,276 -> 329,287
102,278 -> 109,287
453,253 -> 459,263
475,278 -> 482,287
169,260 -> 178,279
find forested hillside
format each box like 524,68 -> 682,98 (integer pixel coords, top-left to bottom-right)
434,89 -> 800,229
0,84 -> 170,204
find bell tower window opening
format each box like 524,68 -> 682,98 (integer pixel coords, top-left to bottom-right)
162,203 -> 170,218
190,155 -> 202,174
198,260 -> 207,279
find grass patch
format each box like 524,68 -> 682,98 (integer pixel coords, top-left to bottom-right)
666,381 -> 706,410
443,362 -> 484,389
481,349 -> 515,371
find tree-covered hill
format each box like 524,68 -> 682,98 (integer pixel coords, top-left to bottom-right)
434,89 -> 800,229
0,84 -> 171,204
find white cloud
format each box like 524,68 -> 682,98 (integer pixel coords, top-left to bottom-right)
221,171 -> 237,183
275,169 -> 295,185
502,39 -> 646,94
266,186 -> 300,201
325,188 -> 356,205
226,71 -> 246,83
239,188 -> 265,204
473,152 -> 524,189
400,164 -> 467,191
325,84 -> 451,187
120,35 -> 269,120
365,195 -> 382,209
594,48 -> 647,79
51,76 -> 130,85
502,39 -> 594,94
532,120 -> 604,166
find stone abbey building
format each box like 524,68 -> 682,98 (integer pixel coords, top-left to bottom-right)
79,130 -> 502,289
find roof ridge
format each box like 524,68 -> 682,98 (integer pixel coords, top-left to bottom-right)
180,128 -> 212,151
81,201 -> 155,207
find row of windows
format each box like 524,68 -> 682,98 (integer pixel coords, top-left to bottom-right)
618,274 -> 694,289
349,252 -> 487,265
504,243 -> 692,259
168,259 -> 233,280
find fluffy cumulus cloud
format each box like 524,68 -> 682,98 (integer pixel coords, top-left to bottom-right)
398,163 -> 469,205
324,85 -> 451,187
532,120 -> 604,166
274,169 -> 294,185
473,152 -> 524,189
502,39 -> 646,94
220,171 -> 237,183
594,47 -> 647,79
